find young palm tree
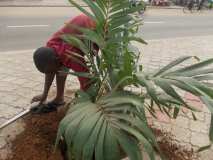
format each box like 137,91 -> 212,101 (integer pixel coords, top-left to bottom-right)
56,0 -> 213,159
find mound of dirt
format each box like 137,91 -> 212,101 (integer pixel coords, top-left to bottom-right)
6,106 -> 196,160
153,129 -> 196,160
7,107 -> 66,160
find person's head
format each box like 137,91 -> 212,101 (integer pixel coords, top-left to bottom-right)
33,47 -> 61,74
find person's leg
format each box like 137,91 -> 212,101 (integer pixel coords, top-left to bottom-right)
52,73 -> 67,103
31,72 -> 67,114
68,53 -> 90,91
71,63 -> 90,91
31,73 -> 66,113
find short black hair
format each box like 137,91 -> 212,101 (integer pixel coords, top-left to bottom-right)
33,47 -> 57,73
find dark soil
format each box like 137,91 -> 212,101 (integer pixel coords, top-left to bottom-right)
152,129 -> 196,160
6,106 -> 67,160
6,106 -> 196,160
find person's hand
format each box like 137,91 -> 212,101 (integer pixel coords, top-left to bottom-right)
31,94 -> 47,104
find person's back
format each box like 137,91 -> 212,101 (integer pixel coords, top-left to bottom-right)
47,14 -> 96,62
31,14 -> 97,113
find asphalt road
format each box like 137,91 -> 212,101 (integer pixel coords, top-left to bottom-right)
0,7 -> 213,52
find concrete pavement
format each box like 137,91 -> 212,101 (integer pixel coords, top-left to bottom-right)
0,35 -> 213,159
1,7 -> 213,160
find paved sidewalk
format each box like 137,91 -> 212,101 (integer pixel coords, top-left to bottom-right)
0,35 -> 213,159
138,35 -> 213,159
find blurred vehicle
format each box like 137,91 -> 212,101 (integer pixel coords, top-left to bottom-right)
130,0 -> 147,15
183,0 -> 212,12
151,0 -> 171,6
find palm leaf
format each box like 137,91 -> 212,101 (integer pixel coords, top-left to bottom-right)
95,120 -> 107,160
136,58 -> 213,146
68,0 -> 95,20
153,56 -> 194,76
103,125 -> 121,160
57,0 -> 213,158
115,130 -> 143,160
56,91 -> 158,160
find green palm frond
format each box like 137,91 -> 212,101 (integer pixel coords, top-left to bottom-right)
63,0 -> 145,92
56,0 -> 213,159
56,91 -> 158,160
136,56 -> 213,144
136,56 -> 213,110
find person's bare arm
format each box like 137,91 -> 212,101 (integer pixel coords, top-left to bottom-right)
31,73 -> 55,104
54,73 -> 67,103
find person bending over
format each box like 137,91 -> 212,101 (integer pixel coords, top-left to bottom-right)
31,14 -> 97,113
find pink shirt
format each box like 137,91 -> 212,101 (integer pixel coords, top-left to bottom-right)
46,14 -> 96,68
46,14 -> 97,90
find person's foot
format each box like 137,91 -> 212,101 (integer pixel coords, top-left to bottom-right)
43,101 -> 66,112
30,100 -> 65,114
49,97 -> 65,105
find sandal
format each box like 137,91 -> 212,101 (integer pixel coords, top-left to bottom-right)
30,101 -> 65,114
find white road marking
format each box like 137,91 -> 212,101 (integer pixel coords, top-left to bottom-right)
7,25 -> 49,28
0,49 -> 35,54
144,21 -> 165,24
